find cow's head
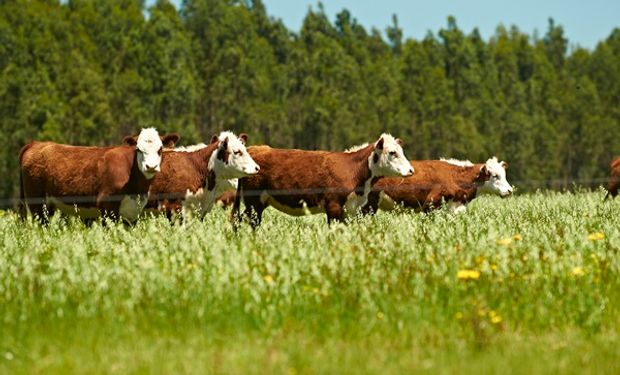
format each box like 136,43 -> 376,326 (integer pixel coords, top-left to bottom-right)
369,134 -> 414,177
124,128 -> 164,179
477,157 -> 513,197
208,131 -> 260,179
123,132 -> 180,149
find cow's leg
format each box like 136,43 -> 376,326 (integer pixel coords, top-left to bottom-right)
96,191 -> 120,220
326,201 -> 344,225
242,195 -> 265,229
606,179 -> 619,200
362,191 -> 381,215
422,195 -> 440,212
22,177 -> 47,222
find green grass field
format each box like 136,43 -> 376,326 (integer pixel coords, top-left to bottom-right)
1,191 -> 619,374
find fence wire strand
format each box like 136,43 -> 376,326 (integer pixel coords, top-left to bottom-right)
2,177 -> 613,210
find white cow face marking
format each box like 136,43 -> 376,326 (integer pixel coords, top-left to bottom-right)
369,134 -> 414,178
135,128 -> 164,179
478,157 -> 513,197
209,131 -> 260,180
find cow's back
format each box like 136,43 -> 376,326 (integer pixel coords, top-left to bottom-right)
247,148 -> 339,190
369,160 -> 470,211
20,142 -> 134,196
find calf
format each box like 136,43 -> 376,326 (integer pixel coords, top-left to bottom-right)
19,128 -> 164,222
145,131 -> 259,218
232,134 -> 414,227
605,157 -> 620,199
364,157 -> 512,214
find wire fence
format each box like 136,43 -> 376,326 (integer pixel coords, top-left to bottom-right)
3,176 -> 613,210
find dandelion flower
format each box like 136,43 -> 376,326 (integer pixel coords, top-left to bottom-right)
455,312 -> 463,320
571,267 -> 585,277
490,313 -> 502,324
457,270 -> 481,280
263,275 -> 274,283
588,232 -> 605,241
496,238 -> 512,246
513,234 -> 522,241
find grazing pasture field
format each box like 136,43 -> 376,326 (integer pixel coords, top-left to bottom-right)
1,191 -> 619,373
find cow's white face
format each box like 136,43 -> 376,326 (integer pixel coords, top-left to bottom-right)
208,131 -> 260,180
135,128 -> 164,179
369,134 -> 414,177
478,157 -> 513,197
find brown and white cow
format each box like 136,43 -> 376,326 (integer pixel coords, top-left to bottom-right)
145,131 -> 259,218
231,134 -> 414,227
605,156 -> 620,199
19,128 -> 165,222
364,157 -> 513,214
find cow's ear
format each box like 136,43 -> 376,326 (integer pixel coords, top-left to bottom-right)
210,135 -> 219,144
396,138 -> 404,148
478,165 -> 491,180
375,137 -> 384,151
238,133 -> 248,145
216,137 -> 230,163
500,161 -> 508,170
219,136 -> 229,149
123,136 -> 137,146
162,133 -> 180,148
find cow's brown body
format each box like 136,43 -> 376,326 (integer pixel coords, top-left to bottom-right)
19,141 -> 151,219
233,144 -> 383,226
365,160 -> 487,212
145,142 -> 219,213
606,157 -> 620,199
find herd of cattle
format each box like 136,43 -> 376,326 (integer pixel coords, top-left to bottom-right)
17,126 -> 614,227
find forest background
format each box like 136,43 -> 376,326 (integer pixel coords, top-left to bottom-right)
1,0 -> 620,201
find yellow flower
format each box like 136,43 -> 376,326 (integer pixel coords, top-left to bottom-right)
513,234 -> 522,241
457,270 -> 481,280
377,312 -> 385,320
571,267 -> 585,277
490,264 -> 498,271
588,232 -> 605,241
488,310 -> 502,324
496,238 -> 512,246
263,275 -> 274,283
455,312 -> 463,320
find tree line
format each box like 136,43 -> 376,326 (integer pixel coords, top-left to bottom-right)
1,0 -> 620,201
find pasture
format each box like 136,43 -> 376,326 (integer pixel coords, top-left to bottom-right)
1,191 -> 619,373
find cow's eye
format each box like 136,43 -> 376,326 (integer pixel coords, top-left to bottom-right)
389,151 -> 397,157
234,150 -> 242,156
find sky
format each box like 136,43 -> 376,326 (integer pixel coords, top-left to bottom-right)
157,0 -> 619,50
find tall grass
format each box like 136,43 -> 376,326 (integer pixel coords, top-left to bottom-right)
1,191 -> 619,373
